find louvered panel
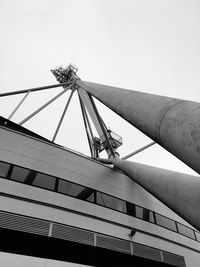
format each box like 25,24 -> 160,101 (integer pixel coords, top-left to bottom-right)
163,251 -> 186,267
0,211 -> 49,236
52,223 -> 94,246
97,234 -> 131,254
133,243 -> 162,262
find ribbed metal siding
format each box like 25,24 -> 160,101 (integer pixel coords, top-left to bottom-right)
97,234 -> 131,254
52,223 -> 94,246
0,211 -> 49,236
0,210 -> 187,266
163,251 -> 186,267
134,243 -> 162,262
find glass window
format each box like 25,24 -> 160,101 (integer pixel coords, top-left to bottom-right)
75,187 -> 95,202
85,191 -> 95,203
96,192 -> 126,213
155,213 -> 177,231
148,211 -> 155,223
10,166 -> 31,182
126,202 -> 136,217
195,231 -> 200,242
58,179 -> 87,198
135,206 -> 144,219
32,173 -> 56,191
177,223 -> 195,239
135,206 -> 154,223
0,162 -> 10,178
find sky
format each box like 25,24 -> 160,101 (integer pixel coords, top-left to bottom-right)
0,0 -> 200,175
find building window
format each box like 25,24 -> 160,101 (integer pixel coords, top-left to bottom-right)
1,160 -> 199,243
133,205 -> 154,223
155,213 -> 177,232
75,187 -> 95,202
135,206 -> 144,219
10,166 -> 31,182
10,166 -> 56,191
140,209 -> 155,223
126,202 -> 136,216
177,223 -> 195,239
31,173 -> 56,191
148,211 -> 155,223
85,190 -> 95,202
195,231 -> 200,242
96,192 -> 126,213
58,179 -> 88,198
0,162 -> 10,178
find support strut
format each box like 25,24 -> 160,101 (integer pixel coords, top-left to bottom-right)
122,141 -> 156,160
0,83 -> 72,97
52,89 -> 74,142
19,84 -> 74,125
8,90 -> 31,120
78,94 -> 94,157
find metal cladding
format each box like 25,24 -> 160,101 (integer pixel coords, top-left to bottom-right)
110,157 -> 200,231
78,81 -> 200,174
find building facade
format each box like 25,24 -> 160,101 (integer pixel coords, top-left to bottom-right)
0,117 -> 199,266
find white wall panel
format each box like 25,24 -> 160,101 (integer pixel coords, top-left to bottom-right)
0,252 -> 91,267
0,127 -> 200,266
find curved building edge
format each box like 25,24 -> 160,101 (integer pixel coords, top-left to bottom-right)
0,124 -> 199,266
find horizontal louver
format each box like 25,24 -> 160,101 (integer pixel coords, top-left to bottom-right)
134,243 -> 162,262
52,223 -> 94,246
0,210 -> 186,266
0,211 -> 49,236
97,234 -> 131,254
163,251 -> 186,267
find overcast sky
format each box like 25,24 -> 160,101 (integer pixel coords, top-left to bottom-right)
0,0 -> 200,175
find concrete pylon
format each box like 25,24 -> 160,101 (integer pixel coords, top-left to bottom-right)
77,81 -> 200,175
110,157 -> 200,231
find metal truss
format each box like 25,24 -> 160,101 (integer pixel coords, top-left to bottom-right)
0,65 -> 155,160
